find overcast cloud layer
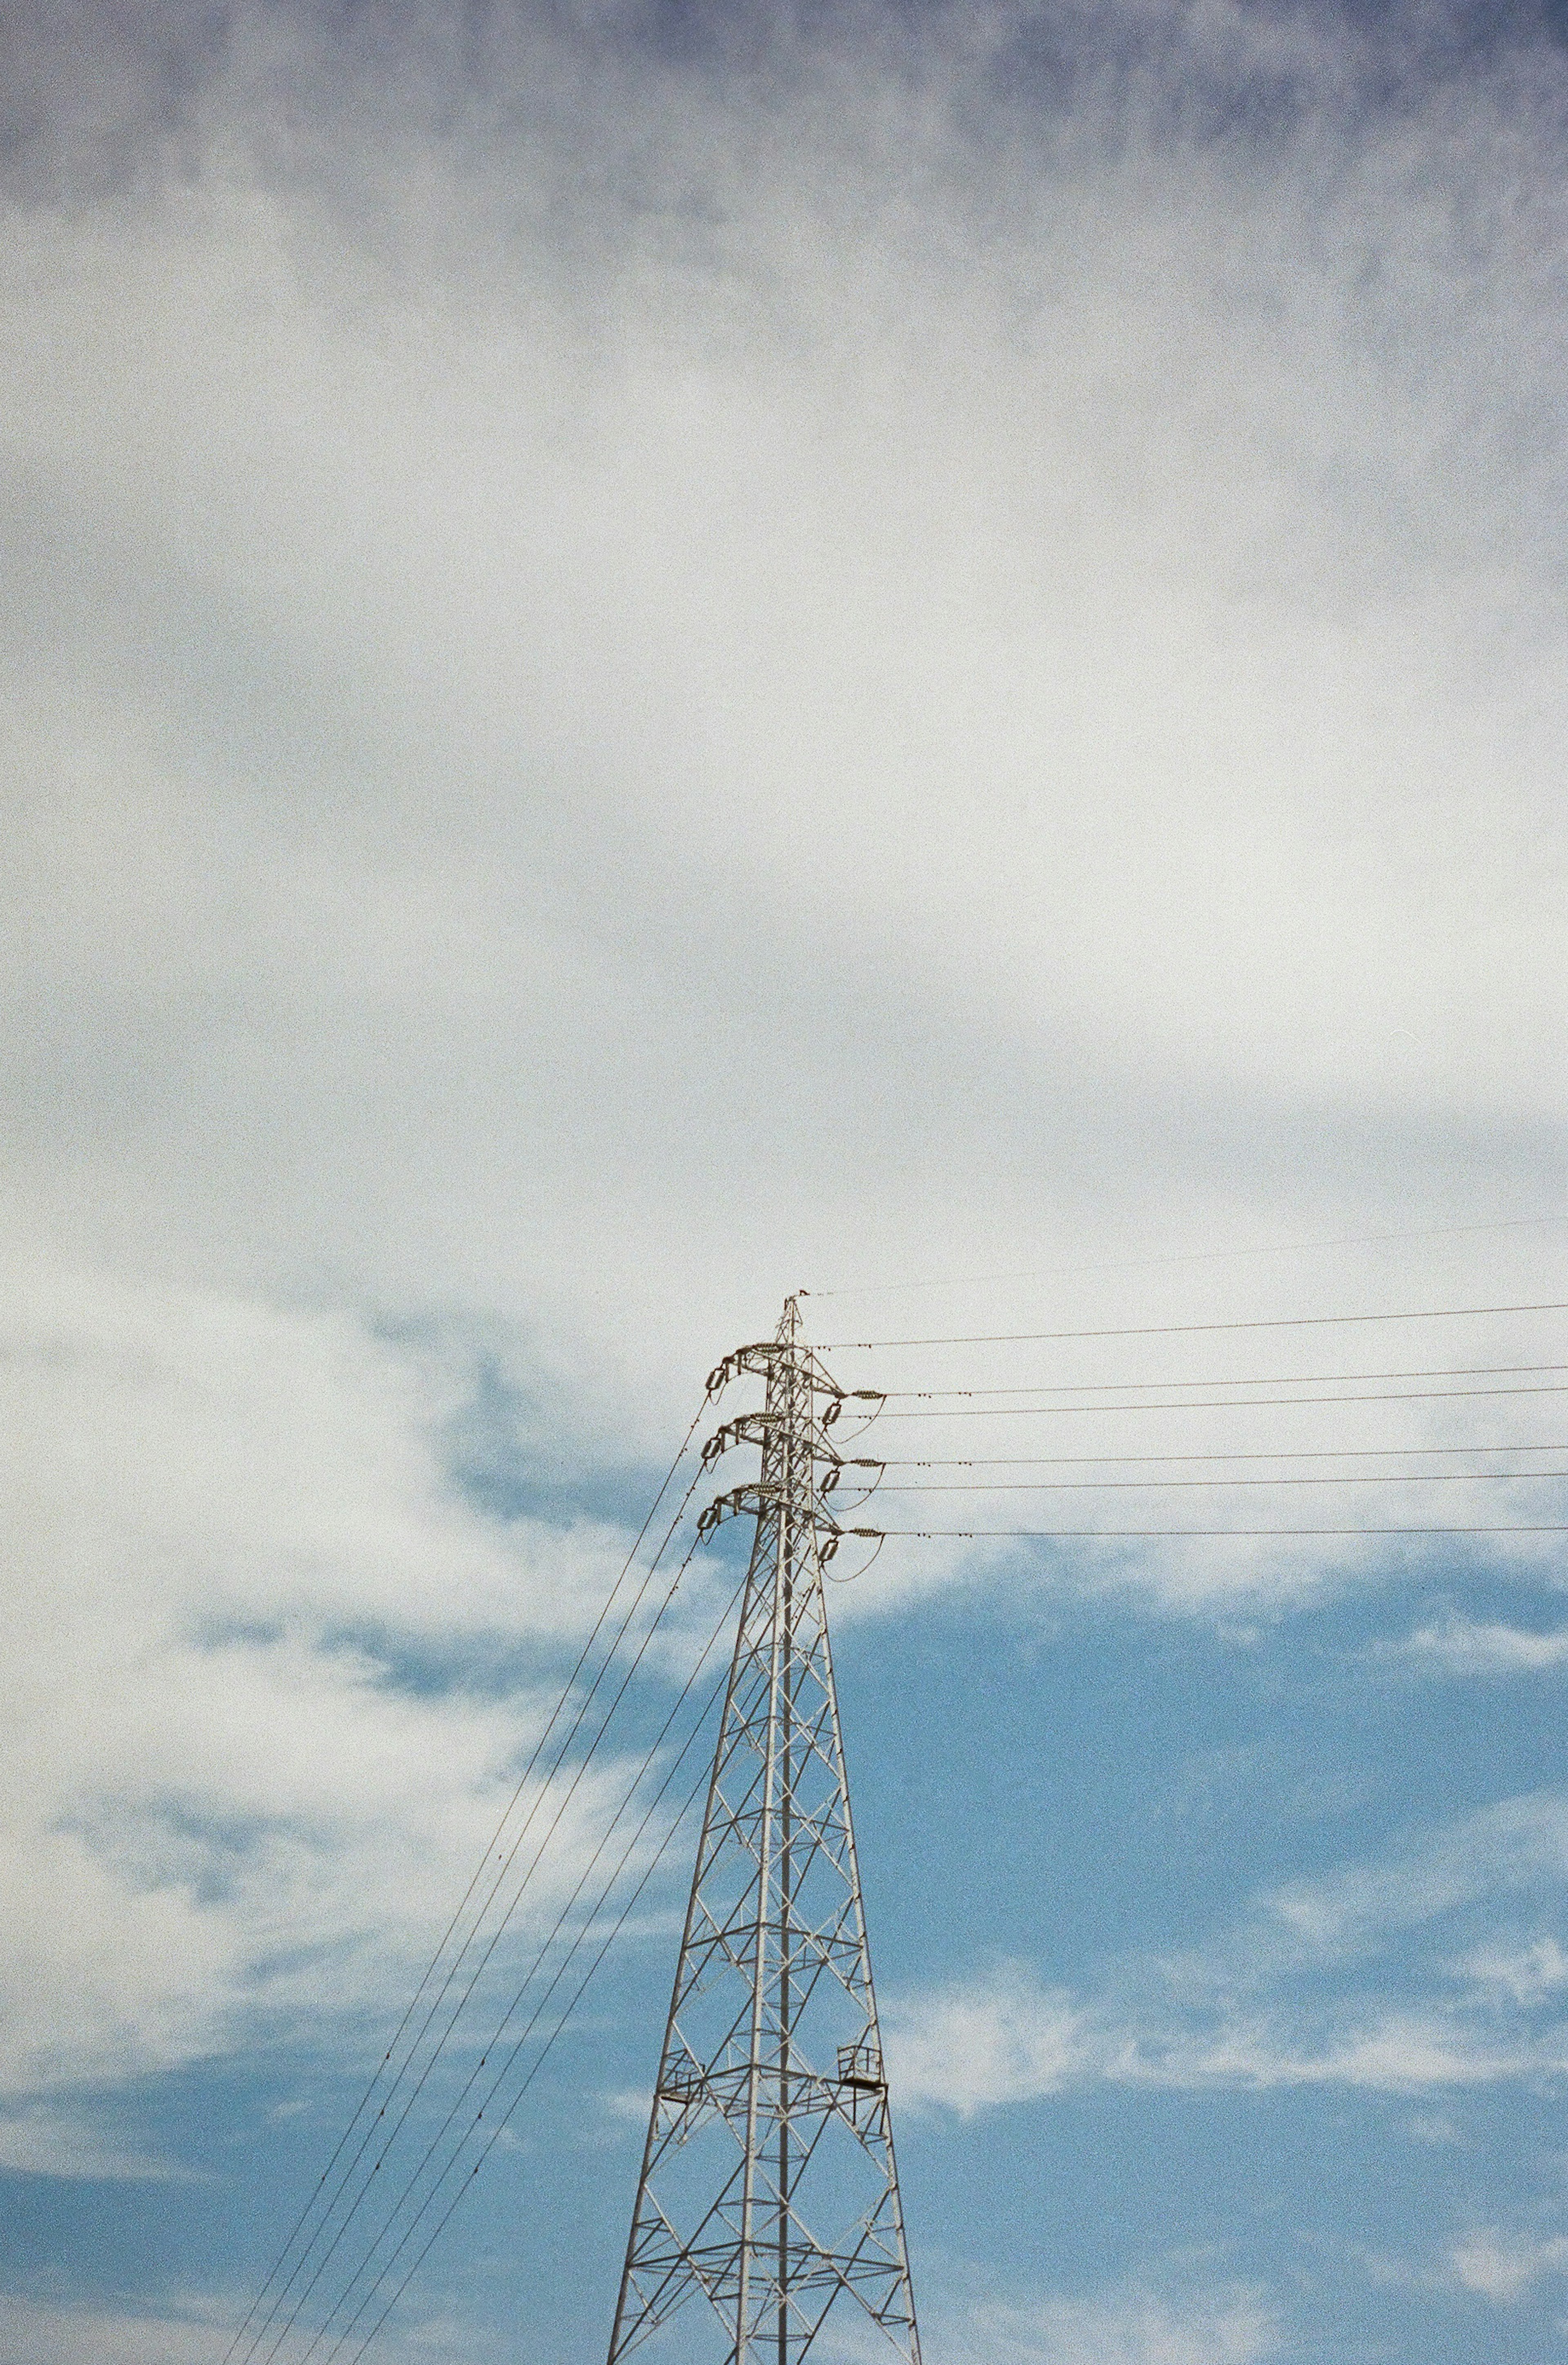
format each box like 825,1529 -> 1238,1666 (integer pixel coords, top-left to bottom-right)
5,6 -> 1568,2362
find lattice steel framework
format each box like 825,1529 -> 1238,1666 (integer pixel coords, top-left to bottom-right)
607,1299 -> 920,2365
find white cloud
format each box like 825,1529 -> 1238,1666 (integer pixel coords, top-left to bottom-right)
4,1 -> 1568,1530
1263,1792 -> 1568,1956
937,2283 -> 1281,2365
882,1964 -> 1094,2113
4,15 -> 1568,2362
1386,1615 -> 1568,1676
0,1256 -> 674,2103
0,2100 -> 205,2182
1457,1936 -> 1568,2006
4,0 -> 1568,2256
0,2289 -> 501,2365
0,2295 -> 229,2365
1450,2229 -> 1568,2304
886,1980 -> 1540,2113
884,1793 -> 1568,2112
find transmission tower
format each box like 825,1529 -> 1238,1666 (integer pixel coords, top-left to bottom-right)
606,1298 -> 920,2365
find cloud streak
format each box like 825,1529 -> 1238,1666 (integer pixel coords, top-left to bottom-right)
933,2279 -> 1281,2365
884,1788 -> 1568,2111
1382,1612 -> 1568,1673
0,2287 -> 501,2365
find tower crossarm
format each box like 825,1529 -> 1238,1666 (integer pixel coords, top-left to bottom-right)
702,1411 -> 845,1476
696,1485 -> 840,1546
706,1340 -> 884,1427
696,1487 -> 880,1565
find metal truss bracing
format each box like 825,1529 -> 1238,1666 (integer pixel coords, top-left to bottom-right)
607,1300 -> 921,2365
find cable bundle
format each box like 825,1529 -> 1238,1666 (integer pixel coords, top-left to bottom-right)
225,1403 -> 739,2365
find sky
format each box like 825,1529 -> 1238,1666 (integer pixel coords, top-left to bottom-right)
4,1 -> 1568,2359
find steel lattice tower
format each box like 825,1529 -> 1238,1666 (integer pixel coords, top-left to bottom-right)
607,1299 -> 921,2365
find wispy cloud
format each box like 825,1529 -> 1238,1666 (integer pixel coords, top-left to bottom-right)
0,2288 -> 501,2365
1450,2228 -> 1568,2304
933,2280 -> 1281,2365
0,2101 -> 206,2182
885,1966 -> 1552,2110
1264,1791 -> 1568,1953
1457,1935 -> 1568,2004
885,1790 -> 1568,2111
1381,1614 -> 1568,1676
0,2294 -> 229,2365
882,1963 -> 1095,2111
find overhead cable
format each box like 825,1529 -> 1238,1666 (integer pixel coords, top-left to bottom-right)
318,1656 -> 733,2365
876,1361 -> 1568,1400
225,1401 -> 710,2365
871,1471 -> 1568,1491
869,1524 -> 1568,1539
876,1382 -> 1568,1417
801,1210 -> 1568,1298
337,1749 -> 717,2365
876,1444 -> 1568,1465
819,1299 -> 1568,1350
247,1535 -> 719,2365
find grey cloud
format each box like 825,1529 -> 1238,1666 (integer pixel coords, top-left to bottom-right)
8,0 -> 1568,2159
5,79 -> 1568,1517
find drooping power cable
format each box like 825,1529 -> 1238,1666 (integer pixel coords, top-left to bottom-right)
820,1299 -> 1568,1350
310,1603 -> 742,2365
227,1404 -> 707,2363
869,1470 -> 1568,1490
867,1523 -> 1568,1539
338,1745 -> 720,2365
875,1361 -> 1568,1400
248,1524 -> 719,2365
874,1381 -> 1568,1417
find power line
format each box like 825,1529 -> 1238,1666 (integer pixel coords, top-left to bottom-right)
237,1419 -> 724,2365
866,1472 -> 1568,1491
246,1534 -> 719,2365
868,1525 -> 1568,1539
801,1211 -> 1568,1299
873,1445 -> 1568,1465
336,1748 -> 720,2365
875,1382 -> 1568,1418
294,1566 -> 744,2365
225,1403 -> 710,2365
876,1361 -> 1568,1400
819,1300 -> 1568,1350
317,1630 -> 741,2365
